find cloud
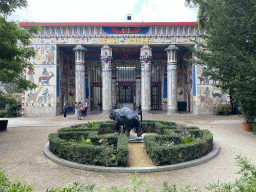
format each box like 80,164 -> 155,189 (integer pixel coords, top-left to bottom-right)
8,0 -> 198,22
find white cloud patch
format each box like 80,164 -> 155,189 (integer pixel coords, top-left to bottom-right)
7,0 -> 198,22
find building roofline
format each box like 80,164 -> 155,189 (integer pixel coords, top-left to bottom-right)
19,22 -> 198,27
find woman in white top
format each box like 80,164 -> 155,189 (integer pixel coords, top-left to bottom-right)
74,102 -> 78,116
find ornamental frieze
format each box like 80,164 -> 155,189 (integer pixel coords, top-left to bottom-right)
31,26 -> 205,38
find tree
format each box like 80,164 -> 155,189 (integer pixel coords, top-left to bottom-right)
0,0 -> 41,105
185,0 -> 256,124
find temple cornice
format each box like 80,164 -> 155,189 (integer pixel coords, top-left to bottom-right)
19,22 -> 205,38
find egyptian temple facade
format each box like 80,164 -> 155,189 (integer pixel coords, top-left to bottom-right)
19,22 -> 229,116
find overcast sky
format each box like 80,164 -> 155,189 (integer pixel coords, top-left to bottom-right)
7,0 -> 198,23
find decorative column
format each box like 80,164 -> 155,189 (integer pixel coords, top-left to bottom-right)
140,45 -> 152,114
111,68 -> 117,109
165,45 -> 179,114
136,67 -> 141,109
101,45 -> 112,115
73,45 -> 87,103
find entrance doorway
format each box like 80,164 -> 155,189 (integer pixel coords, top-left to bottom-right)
116,66 -> 136,104
119,85 -> 134,103
151,85 -> 162,110
90,84 -> 102,111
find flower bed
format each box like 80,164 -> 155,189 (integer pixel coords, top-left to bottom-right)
48,120 -> 213,167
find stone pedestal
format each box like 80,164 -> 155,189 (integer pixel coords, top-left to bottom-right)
127,134 -> 146,143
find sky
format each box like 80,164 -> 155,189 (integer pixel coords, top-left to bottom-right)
7,0 -> 198,23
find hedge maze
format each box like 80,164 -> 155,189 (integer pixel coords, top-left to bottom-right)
48,120 -> 213,167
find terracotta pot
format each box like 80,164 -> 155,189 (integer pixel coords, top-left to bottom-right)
242,123 -> 253,132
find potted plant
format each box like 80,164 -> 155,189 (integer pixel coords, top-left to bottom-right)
0,120 -> 8,131
238,101 -> 255,132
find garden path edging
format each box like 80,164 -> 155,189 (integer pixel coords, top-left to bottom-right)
44,141 -> 220,173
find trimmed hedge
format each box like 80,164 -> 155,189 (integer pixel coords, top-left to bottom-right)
140,121 -> 156,132
144,129 -> 213,165
58,131 -> 98,141
49,132 -> 129,167
48,120 -> 213,167
49,121 -> 129,167
155,122 -> 176,134
98,122 -> 115,134
164,128 -> 203,138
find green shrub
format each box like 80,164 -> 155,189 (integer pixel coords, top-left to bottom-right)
213,104 -> 232,115
5,101 -> 21,117
58,131 -> 95,141
144,129 -> 213,166
181,126 -> 200,129
116,135 -> 129,166
140,121 -> 156,132
0,101 -> 21,117
49,120 -> 213,167
0,168 -> 33,191
155,122 -> 176,134
58,127 -> 99,133
0,110 -> 6,117
49,131 -> 128,167
98,122 -> 115,134
182,137 -> 196,144
1,155 -> 256,191
253,123 -> 256,134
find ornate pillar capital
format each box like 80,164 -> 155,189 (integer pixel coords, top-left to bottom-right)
73,45 -> 87,64
165,45 -> 179,64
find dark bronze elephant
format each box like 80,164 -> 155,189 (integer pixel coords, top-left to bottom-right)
109,108 -> 143,138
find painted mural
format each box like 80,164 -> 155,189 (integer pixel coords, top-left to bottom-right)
25,64 -> 56,107
194,64 -> 228,114
22,43 -> 57,116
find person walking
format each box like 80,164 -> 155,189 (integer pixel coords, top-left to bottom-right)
63,101 -> 68,119
78,102 -> 82,120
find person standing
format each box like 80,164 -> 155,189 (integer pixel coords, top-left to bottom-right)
63,101 -> 68,119
74,102 -> 78,116
78,102 -> 82,120
83,100 -> 88,116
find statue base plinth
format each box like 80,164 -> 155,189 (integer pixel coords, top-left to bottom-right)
127,134 -> 146,143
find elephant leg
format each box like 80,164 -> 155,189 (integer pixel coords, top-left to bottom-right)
126,128 -> 130,138
122,125 -> 126,135
114,123 -> 120,135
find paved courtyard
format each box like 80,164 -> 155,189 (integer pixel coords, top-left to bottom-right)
0,111 -> 256,191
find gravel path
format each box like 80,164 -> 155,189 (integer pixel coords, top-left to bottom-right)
0,112 -> 256,191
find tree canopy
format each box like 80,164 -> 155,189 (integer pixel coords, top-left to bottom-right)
185,0 -> 256,123
0,0 -> 27,16
0,0 -> 41,105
